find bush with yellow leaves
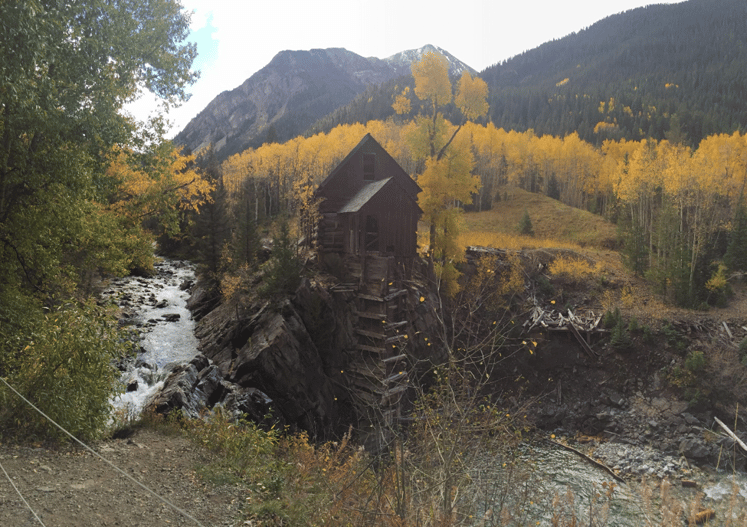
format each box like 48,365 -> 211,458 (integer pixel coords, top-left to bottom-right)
548,255 -> 602,285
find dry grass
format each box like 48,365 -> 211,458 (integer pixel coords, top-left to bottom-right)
453,187 -> 686,325
463,187 -> 617,249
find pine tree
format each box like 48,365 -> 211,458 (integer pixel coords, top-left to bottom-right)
193,147 -> 230,280
519,209 -> 534,236
547,173 -> 561,200
260,217 -> 301,299
619,215 -> 648,277
725,190 -> 747,274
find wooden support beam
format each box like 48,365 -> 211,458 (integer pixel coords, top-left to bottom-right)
568,322 -> 597,359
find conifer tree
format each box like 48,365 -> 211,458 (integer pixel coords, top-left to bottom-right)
193,146 -> 230,281
725,190 -> 747,274
260,217 -> 301,299
519,209 -> 535,236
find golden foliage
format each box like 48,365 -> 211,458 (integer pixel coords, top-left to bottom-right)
454,71 -> 488,121
392,90 -> 412,115
411,51 -> 451,109
465,253 -> 525,311
107,143 -> 213,228
548,255 -> 602,284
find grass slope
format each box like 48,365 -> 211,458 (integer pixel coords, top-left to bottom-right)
459,187 -> 617,251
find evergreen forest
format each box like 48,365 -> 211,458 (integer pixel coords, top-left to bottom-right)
312,0 -> 747,149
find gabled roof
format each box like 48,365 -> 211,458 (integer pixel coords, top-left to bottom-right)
317,134 -> 371,192
338,178 -> 392,213
316,133 -> 421,200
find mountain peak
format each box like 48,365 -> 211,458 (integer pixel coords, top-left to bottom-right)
175,45 -> 473,160
384,44 -> 476,77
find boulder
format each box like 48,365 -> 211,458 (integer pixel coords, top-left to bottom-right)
218,386 -> 275,424
679,436 -> 712,460
186,285 -> 221,321
146,355 -> 224,418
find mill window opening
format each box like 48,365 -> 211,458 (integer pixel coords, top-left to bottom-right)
363,153 -> 375,181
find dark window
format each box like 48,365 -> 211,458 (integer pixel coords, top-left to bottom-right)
365,215 -> 379,251
363,153 -> 375,181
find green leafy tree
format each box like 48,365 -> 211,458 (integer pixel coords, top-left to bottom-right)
0,0 -> 197,440
0,0 -> 196,294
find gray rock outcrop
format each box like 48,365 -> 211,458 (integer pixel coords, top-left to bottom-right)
150,267 -> 444,440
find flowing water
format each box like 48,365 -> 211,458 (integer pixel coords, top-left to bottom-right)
529,445 -> 645,526
102,258 -> 200,418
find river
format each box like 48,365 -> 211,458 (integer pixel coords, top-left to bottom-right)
102,258 -> 201,419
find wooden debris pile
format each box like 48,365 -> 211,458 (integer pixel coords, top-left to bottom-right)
524,303 -> 605,358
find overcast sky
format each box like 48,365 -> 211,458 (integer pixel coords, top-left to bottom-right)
125,0 -> 686,138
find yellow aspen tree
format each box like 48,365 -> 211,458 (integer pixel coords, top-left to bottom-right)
467,122 -> 509,210
400,52 -> 488,296
108,143 -> 212,233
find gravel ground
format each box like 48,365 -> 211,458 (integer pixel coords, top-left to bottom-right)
0,429 -> 244,527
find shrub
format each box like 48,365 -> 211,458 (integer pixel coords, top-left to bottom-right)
684,350 -> 706,372
610,316 -> 633,350
184,412 -> 375,526
642,324 -> 654,343
739,338 -> 747,362
660,322 -> 686,351
0,300 -> 129,441
537,274 -> 556,297
603,307 -> 622,329
549,255 -> 601,284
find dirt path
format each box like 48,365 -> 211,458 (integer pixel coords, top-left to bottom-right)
0,429 -> 244,527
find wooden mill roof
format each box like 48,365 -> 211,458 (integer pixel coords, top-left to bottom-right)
338,178 -> 393,213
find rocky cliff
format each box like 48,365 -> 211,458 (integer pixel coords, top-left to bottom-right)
149,258 -> 445,441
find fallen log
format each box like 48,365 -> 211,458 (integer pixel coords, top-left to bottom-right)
714,416 -> 747,453
568,322 -> 597,359
544,438 -> 625,483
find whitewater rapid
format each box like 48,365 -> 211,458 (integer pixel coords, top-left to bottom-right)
102,259 -> 200,418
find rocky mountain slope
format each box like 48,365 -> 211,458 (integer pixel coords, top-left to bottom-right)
174,45 -> 475,160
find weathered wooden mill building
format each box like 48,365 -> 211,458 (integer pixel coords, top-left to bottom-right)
316,133 -> 422,260
315,134 -> 422,450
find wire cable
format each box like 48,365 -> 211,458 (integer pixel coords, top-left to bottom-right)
0,457 -> 47,526
0,376 -> 206,527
